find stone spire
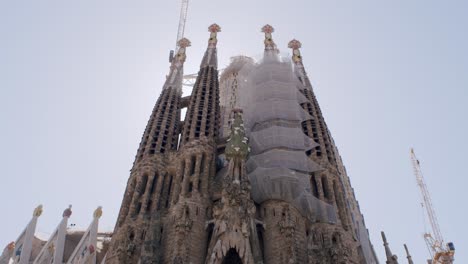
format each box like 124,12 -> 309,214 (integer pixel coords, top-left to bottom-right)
404,244 -> 414,264
287,39 -> 338,166
288,39 -> 307,86
200,23 -> 221,69
166,38 -> 191,88
106,39 -> 191,264
261,24 -> 279,61
180,24 -> 221,145
381,231 -> 399,264
163,24 -> 222,264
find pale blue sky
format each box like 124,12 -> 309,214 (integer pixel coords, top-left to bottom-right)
1,0 -> 466,262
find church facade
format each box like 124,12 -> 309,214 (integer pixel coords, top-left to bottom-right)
103,23 -> 380,264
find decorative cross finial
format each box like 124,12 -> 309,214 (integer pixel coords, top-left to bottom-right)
208,23 -> 221,48
288,39 -> 303,63
93,206 -> 103,219
261,24 -> 274,34
173,38 -> 191,66
33,204 -> 43,217
177,38 -> 191,49
261,24 -> 277,51
6,242 -> 15,252
63,205 -> 72,218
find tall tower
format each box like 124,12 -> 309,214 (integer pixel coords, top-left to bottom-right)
105,38 -> 191,264
161,23 -> 221,264
289,38 -> 378,263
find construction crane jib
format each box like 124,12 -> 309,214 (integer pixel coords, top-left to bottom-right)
170,0 -> 189,63
410,148 -> 455,264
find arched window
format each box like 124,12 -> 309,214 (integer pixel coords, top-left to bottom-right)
190,155 -> 196,175
200,153 -> 205,173
140,174 -> 149,196
321,175 -> 330,200
310,173 -> 319,198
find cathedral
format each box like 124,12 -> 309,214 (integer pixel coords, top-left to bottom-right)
3,23 -> 405,264
103,23 -> 380,264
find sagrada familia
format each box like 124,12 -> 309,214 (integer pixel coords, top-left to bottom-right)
1,24 -> 416,264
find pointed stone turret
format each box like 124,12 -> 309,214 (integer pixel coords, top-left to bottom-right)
287,39 -> 337,165
381,231 -> 399,264
180,24 -> 221,146
135,37 -> 190,159
404,244 -> 414,264
287,39 -> 353,232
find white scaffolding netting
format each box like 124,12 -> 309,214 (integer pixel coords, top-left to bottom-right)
236,54 -> 337,223
246,149 -> 320,173
249,126 -> 318,155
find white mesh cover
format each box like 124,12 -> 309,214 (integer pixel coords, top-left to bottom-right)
246,149 -> 319,173
234,54 -> 337,223
248,167 -> 337,223
249,126 -> 319,154
244,99 -> 313,129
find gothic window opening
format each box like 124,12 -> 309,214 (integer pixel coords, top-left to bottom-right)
321,175 -> 330,200
310,174 -> 319,198
190,156 -> 196,175
256,223 -> 265,259
157,174 -> 166,210
200,153 -> 205,173
180,160 -> 185,182
135,202 -> 142,215
165,175 -> 173,208
140,174 -> 149,196
150,173 -> 158,195
205,223 -> 215,258
145,200 -> 152,212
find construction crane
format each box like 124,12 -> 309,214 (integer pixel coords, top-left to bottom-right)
410,148 -> 455,264
169,0 -> 190,63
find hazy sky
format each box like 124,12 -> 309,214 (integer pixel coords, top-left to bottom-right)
1,0 -> 467,262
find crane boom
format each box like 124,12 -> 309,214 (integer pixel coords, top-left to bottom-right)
410,148 -> 455,264
411,149 -> 443,245
175,0 -> 189,52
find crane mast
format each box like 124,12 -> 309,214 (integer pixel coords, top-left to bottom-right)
175,0 -> 189,52
410,148 -> 455,264
169,0 -> 190,62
